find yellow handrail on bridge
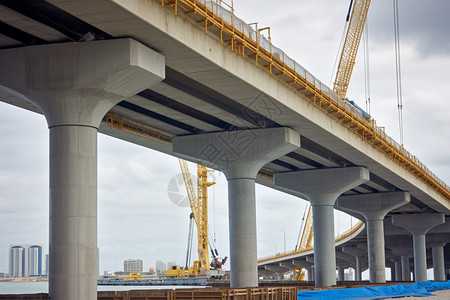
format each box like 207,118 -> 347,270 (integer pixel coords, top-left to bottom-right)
257,221 -> 364,263
157,0 -> 450,204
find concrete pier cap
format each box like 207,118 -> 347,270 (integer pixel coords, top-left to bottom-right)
173,127 -> 300,179
0,38 -> 165,127
173,127 -> 300,288
274,167 -> 369,287
392,213 -> 445,282
0,39 -> 165,300
336,192 -> 410,283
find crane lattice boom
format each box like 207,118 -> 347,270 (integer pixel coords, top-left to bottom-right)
178,159 -> 215,272
333,0 -> 371,99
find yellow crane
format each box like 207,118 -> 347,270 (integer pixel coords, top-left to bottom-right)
333,0 -> 371,99
295,2 -> 371,280
167,159 -> 226,278
293,204 -> 313,281
178,159 -> 215,272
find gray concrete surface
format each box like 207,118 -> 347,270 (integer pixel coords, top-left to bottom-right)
393,214 -> 445,282
0,38 -> 164,300
173,127 -> 300,287
275,167 -> 369,287
337,192 -> 410,283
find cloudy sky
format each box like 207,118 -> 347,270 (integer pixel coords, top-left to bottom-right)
1,0 -> 449,276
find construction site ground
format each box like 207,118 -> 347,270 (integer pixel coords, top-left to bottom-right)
2,280 -> 449,299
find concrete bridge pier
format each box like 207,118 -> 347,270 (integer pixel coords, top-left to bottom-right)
173,127 -> 300,287
426,235 -> 449,281
305,256 -> 315,281
431,244 -> 446,281
343,246 -> 366,281
275,167 -> 369,286
392,213 -> 445,282
337,266 -> 345,281
394,259 -> 402,281
401,255 -> 412,281
0,39 -> 165,300
336,192 -> 410,283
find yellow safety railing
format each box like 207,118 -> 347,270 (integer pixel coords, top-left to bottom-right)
258,221 -> 364,263
157,0 -> 450,203
104,113 -> 173,144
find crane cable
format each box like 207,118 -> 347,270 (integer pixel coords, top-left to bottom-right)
363,17 -> 371,115
393,0 -> 404,146
330,1 -> 354,88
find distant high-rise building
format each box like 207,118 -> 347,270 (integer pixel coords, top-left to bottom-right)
123,259 -> 143,274
9,246 -> 25,277
45,254 -> 49,275
8,244 -> 44,277
155,260 -> 166,275
28,245 -> 43,276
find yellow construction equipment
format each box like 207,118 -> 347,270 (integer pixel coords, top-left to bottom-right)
123,273 -> 142,281
297,204 -> 313,251
179,159 -> 215,272
294,267 -> 306,281
166,159 -> 227,278
293,204 -> 313,281
333,0 -> 371,99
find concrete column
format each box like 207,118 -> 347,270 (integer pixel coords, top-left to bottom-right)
426,235 -> 449,281
173,127 -> 300,287
275,167 -> 369,286
394,259 -> 401,281
306,267 -> 313,281
392,213 -> 445,282
337,266 -> 345,281
0,39 -> 165,300
343,246 -> 366,281
356,256 -> 362,281
432,245 -> 445,281
309,266 -> 315,282
401,255 -> 411,281
336,192 -> 410,283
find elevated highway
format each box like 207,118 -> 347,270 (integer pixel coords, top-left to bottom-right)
0,0 -> 449,298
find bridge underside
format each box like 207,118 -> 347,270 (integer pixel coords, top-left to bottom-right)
1,0 -> 449,292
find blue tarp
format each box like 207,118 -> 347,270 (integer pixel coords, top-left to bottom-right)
298,280 -> 450,299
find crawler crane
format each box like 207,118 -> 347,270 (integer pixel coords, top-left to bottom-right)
166,160 -> 227,278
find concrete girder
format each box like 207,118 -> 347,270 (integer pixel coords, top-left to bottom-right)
336,250 -> 356,267
292,259 -> 312,268
173,127 -> 300,288
0,39 -> 165,300
274,167 -> 369,287
336,192 -> 410,283
392,213 -> 445,282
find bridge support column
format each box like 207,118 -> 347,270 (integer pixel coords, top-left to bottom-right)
431,244 -> 446,281
275,167 -> 369,287
0,39 -> 165,300
337,266 -> 345,281
343,246 -> 366,281
394,259 -> 402,281
392,213 -> 445,282
308,266 -> 314,282
401,255 -> 412,281
426,234 -> 449,281
390,266 -> 395,281
173,127 -> 300,287
336,192 -> 410,283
